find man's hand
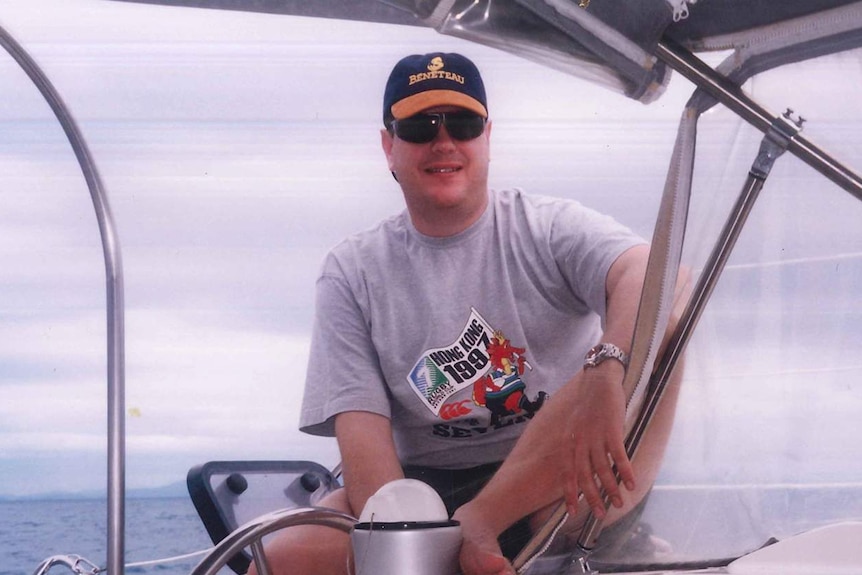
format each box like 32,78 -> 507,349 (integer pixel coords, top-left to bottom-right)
562,361 -> 635,519
453,504 -> 516,575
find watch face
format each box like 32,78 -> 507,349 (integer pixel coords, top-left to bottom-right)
585,344 -> 603,366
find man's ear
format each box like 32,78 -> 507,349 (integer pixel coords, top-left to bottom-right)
380,128 -> 399,180
380,128 -> 394,168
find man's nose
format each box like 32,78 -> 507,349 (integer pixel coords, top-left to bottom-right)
431,124 -> 456,149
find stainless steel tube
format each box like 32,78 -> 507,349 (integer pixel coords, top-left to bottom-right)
0,23 -> 127,575
190,508 -> 357,575
655,39 -> 862,202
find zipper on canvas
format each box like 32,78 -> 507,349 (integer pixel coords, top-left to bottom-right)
666,0 -> 699,22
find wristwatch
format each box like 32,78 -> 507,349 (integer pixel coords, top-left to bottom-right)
583,343 -> 629,369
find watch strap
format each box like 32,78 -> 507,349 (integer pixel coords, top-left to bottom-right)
584,342 -> 629,369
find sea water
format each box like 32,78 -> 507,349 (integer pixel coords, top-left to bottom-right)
0,498 -> 224,575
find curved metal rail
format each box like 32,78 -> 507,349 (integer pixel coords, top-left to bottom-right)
189,507 -> 357,575
655,38 -> 862,202
33,555 -> 101,575
0,22 -> 127,575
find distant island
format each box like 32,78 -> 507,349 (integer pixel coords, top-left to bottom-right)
0,480 -> 188,502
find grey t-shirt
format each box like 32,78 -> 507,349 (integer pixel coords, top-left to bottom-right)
300,188 -> 644,468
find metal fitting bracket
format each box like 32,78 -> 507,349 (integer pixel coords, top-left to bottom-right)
751,108 -> 805,179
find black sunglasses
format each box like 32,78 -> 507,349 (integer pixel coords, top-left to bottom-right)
390,111 -> 487,144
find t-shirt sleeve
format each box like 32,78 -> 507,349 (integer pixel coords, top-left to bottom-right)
299,268 -> 392,437
550,201 -> 646,322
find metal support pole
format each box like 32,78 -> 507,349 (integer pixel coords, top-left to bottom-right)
0,23 -> 126,575
622,112 -> 802,467
572,110 -> 801,566
250,540 -> 273,575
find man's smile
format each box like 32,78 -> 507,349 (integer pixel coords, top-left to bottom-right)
425,166 -> 462,174
423,159 -> 464,174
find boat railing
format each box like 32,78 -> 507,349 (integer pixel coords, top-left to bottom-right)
33,555 -> 102,575
189,507 -> 357,575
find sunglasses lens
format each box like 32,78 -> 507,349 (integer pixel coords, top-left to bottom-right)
393,115 -> 440,144
393,112 -> 485,144
444,112 -> 486,141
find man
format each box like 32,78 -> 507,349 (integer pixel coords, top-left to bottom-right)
256,51 -> 684,575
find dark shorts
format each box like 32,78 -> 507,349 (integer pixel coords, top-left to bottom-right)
402,462 -> 652,564
402,462 -> 532,560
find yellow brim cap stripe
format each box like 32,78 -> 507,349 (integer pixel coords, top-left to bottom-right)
391,90 -> 488,120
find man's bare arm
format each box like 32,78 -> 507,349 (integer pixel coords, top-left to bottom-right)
335,410 -> 405,517
563,244 -> 650,517
453,245 -> 692,575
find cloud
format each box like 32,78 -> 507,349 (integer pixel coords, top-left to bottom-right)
0,312 -> 104,377
0,306 -> 341,494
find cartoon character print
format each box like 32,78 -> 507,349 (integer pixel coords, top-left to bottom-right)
472,330 -> 547,426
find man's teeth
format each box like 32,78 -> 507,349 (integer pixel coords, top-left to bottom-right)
428,167 -> 459,173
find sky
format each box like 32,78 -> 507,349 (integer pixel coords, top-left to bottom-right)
0,0 -> 861,499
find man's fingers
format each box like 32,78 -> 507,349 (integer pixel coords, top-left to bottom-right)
576,462 -> 606,519
610,441 -> 636,492
566,425 -> 637,518
562,445 -> 580,514
592,449 -> 623,509
565,430 -> 594,514
570,445 -> 635,517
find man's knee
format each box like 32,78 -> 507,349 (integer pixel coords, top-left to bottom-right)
317,487 -> 353,513
247,488 -> 354,575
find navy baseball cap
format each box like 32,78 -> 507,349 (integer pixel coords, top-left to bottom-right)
383,52 -> 488,126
